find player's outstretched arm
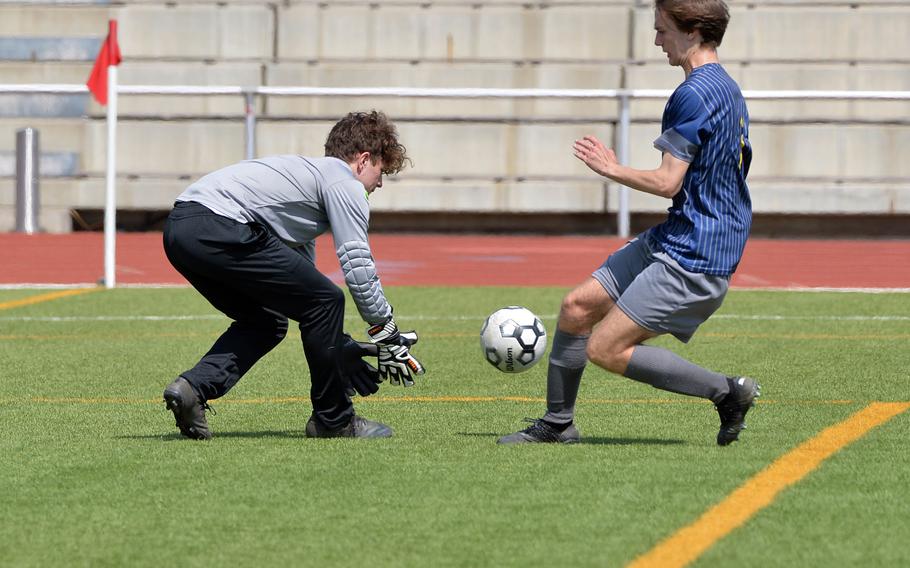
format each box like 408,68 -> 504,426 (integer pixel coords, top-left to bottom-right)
573,135 -> 689,198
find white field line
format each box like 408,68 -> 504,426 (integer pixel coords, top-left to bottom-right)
0,283 -> 188,289
711,314 -> 910,322
0,314 -> 908,323
0,283 -> 99,290
733,287 -> 910,294
1,284 -> 910,293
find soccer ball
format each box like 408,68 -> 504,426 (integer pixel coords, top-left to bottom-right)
480,306 -> 547,373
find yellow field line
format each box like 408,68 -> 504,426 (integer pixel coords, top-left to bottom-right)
0,332 -> 208,341
0,288 -> 100,311
703,332 -> 910,341
2,330 -> 908,342
627,401 -> 910,568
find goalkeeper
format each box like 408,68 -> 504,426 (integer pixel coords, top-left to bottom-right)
161,110 -> 424,440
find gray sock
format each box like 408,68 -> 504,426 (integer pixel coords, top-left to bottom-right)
624,344 -> 730,404
543,329 -> 589,425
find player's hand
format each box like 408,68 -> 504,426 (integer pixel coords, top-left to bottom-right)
339,334 -> 383,397
573,135 -> 618,178
367,318 -> 426,386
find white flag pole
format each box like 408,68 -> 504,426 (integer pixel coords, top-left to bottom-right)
103,64 -> 118,288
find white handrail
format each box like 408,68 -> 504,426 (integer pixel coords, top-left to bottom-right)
4,84 -> 910,100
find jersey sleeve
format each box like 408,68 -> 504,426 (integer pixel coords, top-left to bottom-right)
322,180 -> 392,325
653,86 -> 712,163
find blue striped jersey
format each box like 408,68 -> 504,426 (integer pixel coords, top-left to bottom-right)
647,62 -> 752,276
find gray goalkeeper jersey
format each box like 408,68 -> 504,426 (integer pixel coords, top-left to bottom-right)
176,155 -> 391,324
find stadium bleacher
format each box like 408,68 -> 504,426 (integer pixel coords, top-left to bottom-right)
1,0 -> 908,234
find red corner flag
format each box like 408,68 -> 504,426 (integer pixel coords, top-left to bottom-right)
86,20 -> 122,105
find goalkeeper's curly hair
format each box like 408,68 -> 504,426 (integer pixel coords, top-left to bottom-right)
324,110 -> 411,175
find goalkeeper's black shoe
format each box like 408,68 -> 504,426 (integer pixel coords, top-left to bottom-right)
715,376 -> 761,446
497,418 -> 580,444
163,377 -> 213,440
304,414 -> 393,439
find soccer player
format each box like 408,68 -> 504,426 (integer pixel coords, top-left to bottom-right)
499,0 -> 759,445
162,110 -> 425,440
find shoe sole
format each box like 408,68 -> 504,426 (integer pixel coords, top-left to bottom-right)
305,417 -> 393,439
357,430 -> 394,439
497,438 -> 580,445
497,432 -> 581,445
305,430 -> 392,439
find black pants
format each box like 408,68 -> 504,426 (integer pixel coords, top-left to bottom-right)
163,201 -> 352,429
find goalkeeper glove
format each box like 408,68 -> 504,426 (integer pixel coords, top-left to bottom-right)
339,334 -> 383,397
367,318 -> 426,386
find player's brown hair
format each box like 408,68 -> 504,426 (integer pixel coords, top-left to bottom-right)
324,110 -> 410,175
655,0 -> 730,47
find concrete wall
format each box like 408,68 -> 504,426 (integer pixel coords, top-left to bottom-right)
1,0 -> 908,233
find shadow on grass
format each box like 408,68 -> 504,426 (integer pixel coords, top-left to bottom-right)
456,432 -> 686,445
127,432 -> 687,445
119,430 -> 307,441
578,437 -> 685,446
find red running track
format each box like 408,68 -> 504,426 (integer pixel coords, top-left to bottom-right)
1,232 -> 909,289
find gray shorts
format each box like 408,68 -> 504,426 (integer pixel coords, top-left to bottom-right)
592,235 -> 729,343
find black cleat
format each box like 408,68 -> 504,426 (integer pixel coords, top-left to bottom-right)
304,414 -> 393,439
163,377 -> 213,440
497,418 -> 580,445
716,376 -> 761,446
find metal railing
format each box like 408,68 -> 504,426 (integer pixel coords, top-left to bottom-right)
6,84 -> 910,233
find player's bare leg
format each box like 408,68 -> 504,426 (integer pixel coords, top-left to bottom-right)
585,303 -> 658,375
589,306 -> 759,445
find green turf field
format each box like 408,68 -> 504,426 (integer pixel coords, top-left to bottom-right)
1,287 -> 908,567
